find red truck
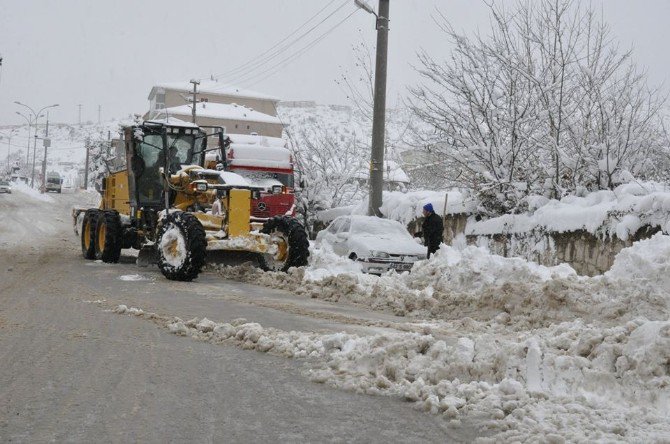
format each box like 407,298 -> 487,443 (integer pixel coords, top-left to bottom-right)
210,133 -> 296,220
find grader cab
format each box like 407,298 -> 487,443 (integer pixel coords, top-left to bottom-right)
76,120 -> 309,281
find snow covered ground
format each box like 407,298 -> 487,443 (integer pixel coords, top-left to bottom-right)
206,237 -> 670,442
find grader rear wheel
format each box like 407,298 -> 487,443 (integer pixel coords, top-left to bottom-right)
81,209 -> 100,260
258,216 -> 310,272
94,210 -> 122,263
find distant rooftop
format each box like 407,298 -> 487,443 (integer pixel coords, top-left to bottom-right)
149,80 -> 280,102
157,102 -> 283,125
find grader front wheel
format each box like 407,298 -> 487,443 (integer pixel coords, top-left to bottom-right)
156,212 -> 207,281
258,216 -> 310,272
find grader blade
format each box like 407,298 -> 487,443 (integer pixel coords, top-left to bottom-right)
137,245 -> 157,267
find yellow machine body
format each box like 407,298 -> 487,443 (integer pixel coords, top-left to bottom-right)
227,189 -> 251,237
101,171 -> 131,215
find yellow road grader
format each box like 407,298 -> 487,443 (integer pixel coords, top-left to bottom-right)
74,120 -> 309,281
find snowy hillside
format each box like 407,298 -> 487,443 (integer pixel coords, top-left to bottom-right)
0,118 -> 133,186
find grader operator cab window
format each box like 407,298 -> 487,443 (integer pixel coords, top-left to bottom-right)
133,125 -> 207,207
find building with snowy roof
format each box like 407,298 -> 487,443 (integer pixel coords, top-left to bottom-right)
150,102 -> 284,138
147,80 -> 280,117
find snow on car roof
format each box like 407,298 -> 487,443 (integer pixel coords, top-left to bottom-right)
150,80 -> 279,102
339,215 -> 412,238
158,103 -> 282,125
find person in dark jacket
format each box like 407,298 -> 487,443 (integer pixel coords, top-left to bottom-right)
421,203 -> 443,258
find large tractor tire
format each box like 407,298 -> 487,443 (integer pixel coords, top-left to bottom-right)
81,209 -> 100,260
258,216 -> 310,272
156,212 -> 207,281
95,210 -> 123,263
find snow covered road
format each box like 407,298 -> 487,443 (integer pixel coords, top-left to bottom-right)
0,191 -> 475,442
2,189 -> 669,442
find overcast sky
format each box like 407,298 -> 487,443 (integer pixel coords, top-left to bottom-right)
1,0 -> 669,126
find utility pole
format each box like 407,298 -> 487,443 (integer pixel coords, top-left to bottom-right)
98,105 -> 101,124
190,79 -> 200,124
363,0 -> 389,217
83,137 -> 90,189
78,104 -> 82,126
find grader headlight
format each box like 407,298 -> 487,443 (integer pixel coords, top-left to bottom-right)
190,180 -> 208,192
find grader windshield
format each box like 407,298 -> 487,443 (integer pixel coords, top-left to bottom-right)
133,123 -> 207,206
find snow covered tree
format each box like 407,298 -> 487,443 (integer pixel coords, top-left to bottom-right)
409,0 -> 667,214
286,118 -> 368,230
86,136 -> 112,190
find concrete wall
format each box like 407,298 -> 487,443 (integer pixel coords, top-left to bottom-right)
424,215 -> 661,276
469,227 -> 660,276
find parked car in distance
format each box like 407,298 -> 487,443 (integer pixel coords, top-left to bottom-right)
45,172 -> 62,193
0,180 -> 12,194
315,215 -> 427,274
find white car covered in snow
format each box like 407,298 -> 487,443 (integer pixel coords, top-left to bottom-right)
316,215 -> 427,274
0,180 -> 12,194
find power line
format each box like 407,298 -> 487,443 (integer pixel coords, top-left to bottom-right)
203,0 -> 340,82
207,0 -> 349,89
234,9 -> 358,89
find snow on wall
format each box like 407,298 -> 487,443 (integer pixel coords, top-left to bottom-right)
468,182 -> 670,241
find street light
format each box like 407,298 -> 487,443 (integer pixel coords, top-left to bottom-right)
14,101 -> 59,187
15,111 -> 35,164
355,0 -> 390,217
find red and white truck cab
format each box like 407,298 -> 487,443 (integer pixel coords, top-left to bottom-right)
218,134 -> 296,219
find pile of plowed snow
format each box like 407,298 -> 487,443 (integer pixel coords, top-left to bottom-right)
206,235 -> 670,440
114,302 -> 670,442
215,236 -> 669,329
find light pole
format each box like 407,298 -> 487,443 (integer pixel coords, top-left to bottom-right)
14,101 -> 59,187
355,0 -> 390,217
15,111 -> 34,164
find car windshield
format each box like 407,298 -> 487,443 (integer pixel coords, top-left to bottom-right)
350,217 -> 412,239
0,181 -> 8,186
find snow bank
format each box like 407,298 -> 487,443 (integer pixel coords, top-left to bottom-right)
11,182 -> 54,203
112,304 -> 670,442
605,232 -> 670,287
